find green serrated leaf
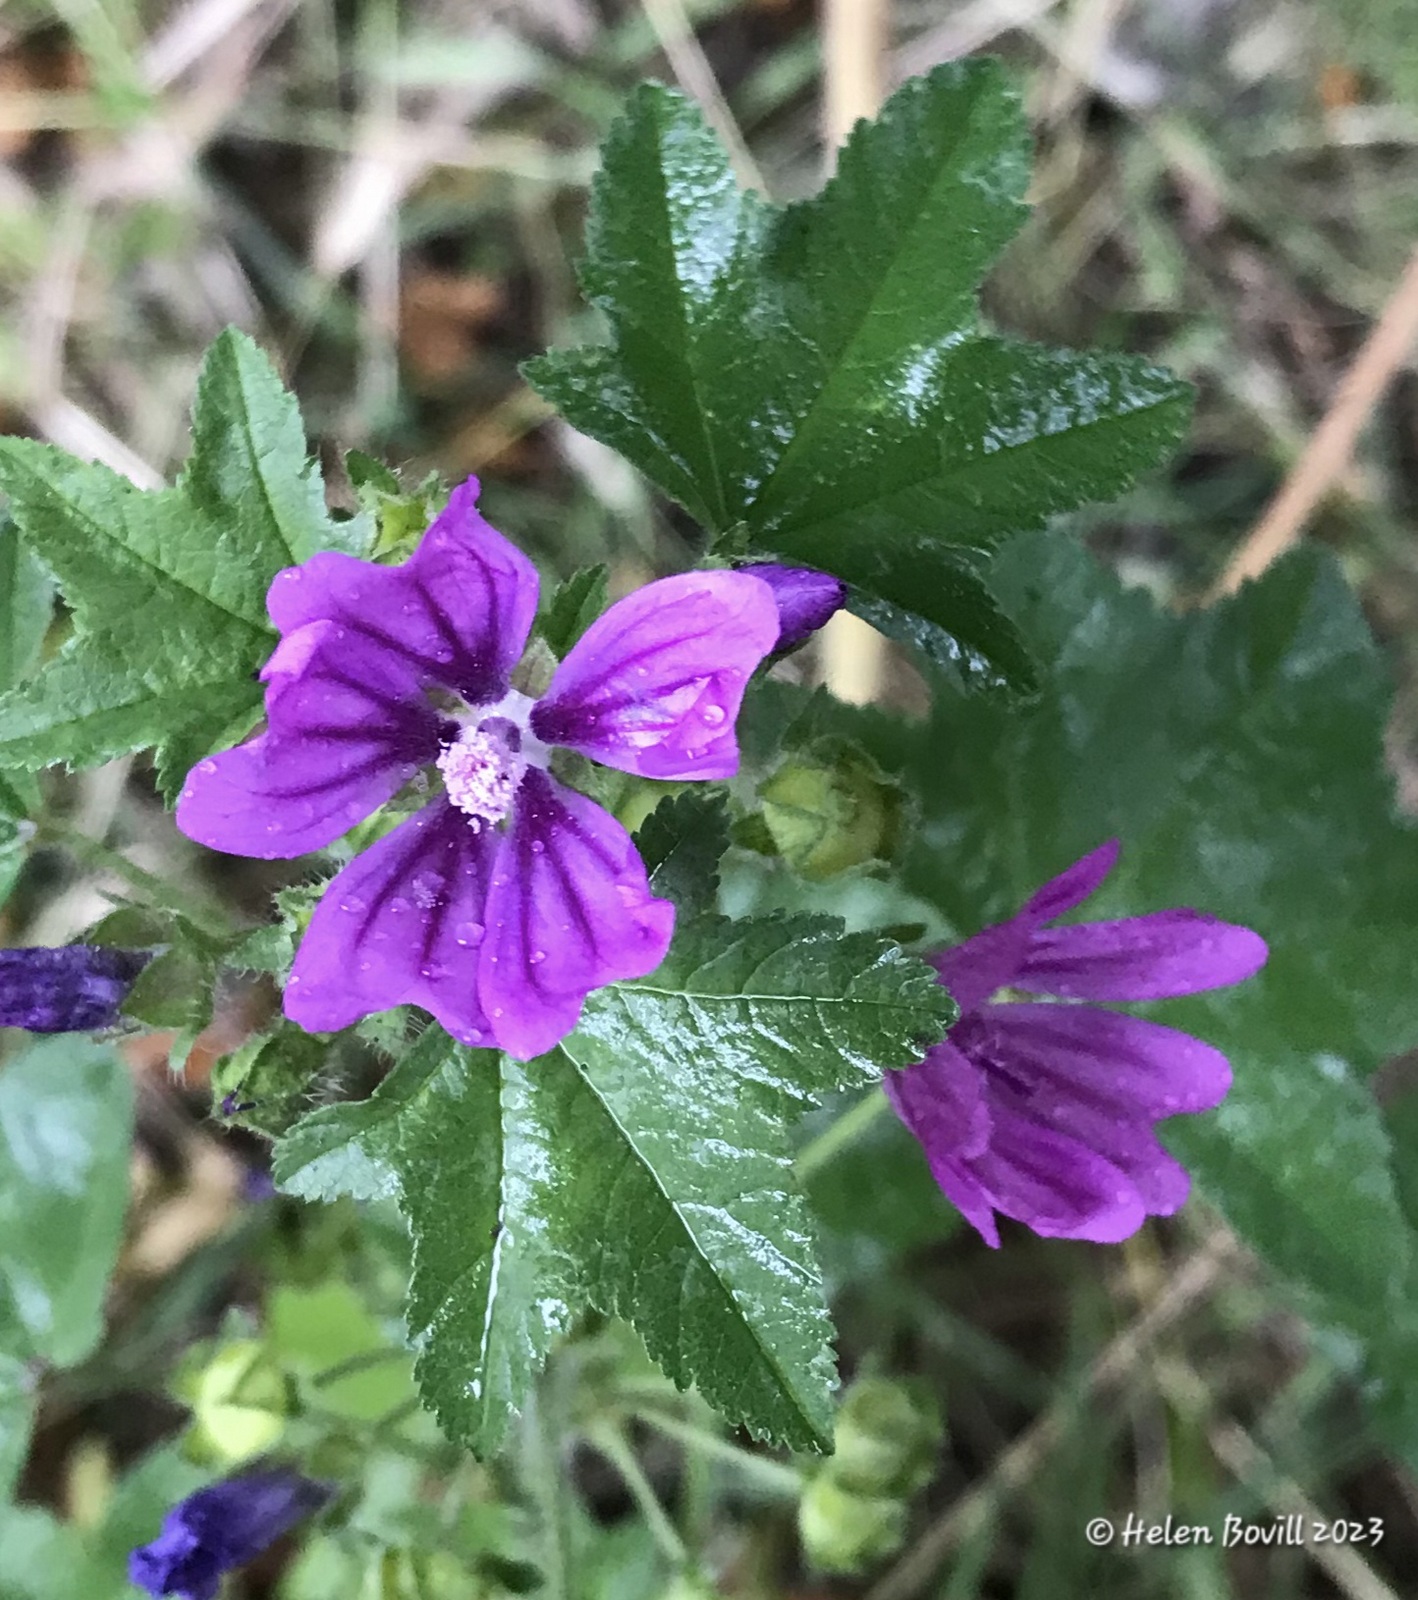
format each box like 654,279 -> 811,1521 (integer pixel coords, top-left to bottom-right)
181,328 -> 371,563
212,1023 -> 332,1136
527,63 -> 1192,691
538,565 -> 610,657
0,1038 -> 133,1368
635,790 -> 729,917
275,919 -> 953,1455
0,512 -> 52,694
0,330 -> 366,797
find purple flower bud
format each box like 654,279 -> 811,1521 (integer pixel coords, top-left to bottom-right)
129,1470 -> 331,1600
737,563 -> 847,652
0,945 -> 150,1033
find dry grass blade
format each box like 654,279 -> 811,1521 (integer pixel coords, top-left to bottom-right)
1208,244 -> 1418,601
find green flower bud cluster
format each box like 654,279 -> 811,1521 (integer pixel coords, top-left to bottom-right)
798,1376 -> 943,1575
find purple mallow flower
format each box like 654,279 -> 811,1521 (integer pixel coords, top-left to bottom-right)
129,1469 -> 330,1600
0,945 -> 149,1032
738,563 -> 846,653
886,841 -> 1268,1247
176,478 -> 783,1059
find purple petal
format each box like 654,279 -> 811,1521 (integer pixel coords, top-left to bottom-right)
737,563 -> 846,652
964,1103 -> 1150,1244
1016,911 -> 1268,1000
884,1041 -> 1000,1244
0,945 -> 149,1032
266,477 -> 539,707
129,1470 -> 330,1600
964,1003 -> 1233,1119
479,770 -> 675,1059
1021,840 -> 1119,923
935,1003 -> 1219,1240
285,799 -> 498,1047
177,621 -> 441,859
929,918 -> 1034,1018
530,571 -> 779,780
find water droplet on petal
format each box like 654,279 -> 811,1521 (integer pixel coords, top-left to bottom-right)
491,1006 -> 504,1018
198,759 -> 218,774
529,839 -> 545,855
529,949 -> 546,965
701,704 -> 726,726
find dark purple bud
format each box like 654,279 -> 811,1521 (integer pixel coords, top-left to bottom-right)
0,945 -> 150,1033
129,1470 -> 331,1600
738,564 -> 847,653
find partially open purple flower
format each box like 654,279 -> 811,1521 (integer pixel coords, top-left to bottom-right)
176,479 -> 781,1059
885,842 -> 1267,1246
737,563 -> 847,653
129,1469 -> 330,1600
0,945 -> 149,1032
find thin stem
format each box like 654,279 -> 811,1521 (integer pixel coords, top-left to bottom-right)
311,1346 -> 409,1389
794,1087 -> 890,1183
589,1422 -> 691,1570
632,1408 -> 804,1498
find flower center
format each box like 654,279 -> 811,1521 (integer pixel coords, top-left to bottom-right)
437,724 -> 526,826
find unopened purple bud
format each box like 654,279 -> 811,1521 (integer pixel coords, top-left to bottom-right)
0,945 -> 150,1033
738,564 -> 847,653
129,1469 -> 331,1600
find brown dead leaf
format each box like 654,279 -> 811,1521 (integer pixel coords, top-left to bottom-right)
400,268 -> 505,385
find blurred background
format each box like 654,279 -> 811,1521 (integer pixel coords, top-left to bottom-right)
6,0 -> 1418,1596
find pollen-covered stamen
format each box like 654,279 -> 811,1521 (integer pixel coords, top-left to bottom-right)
437,723 -> 526,827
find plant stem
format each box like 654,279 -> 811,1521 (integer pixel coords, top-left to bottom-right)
590,1421 -> 692,1570
793,1087 -> 890,1183
632,1408 -> 804,1498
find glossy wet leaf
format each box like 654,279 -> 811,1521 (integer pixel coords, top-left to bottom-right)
528,62 -> 1191,691
0,1038 -> 134,1368
275,918 -> 953,1454
0,330 -> 368,799
635,790 -> 730,918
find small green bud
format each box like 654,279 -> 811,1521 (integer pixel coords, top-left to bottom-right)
831,1376 -> 943,1499
184,1339 -> 288,1464
758,737 -> 904,880
798,1475 -> 907,1575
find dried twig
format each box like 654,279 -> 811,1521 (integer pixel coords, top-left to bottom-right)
641,0 -> 763,191
1208,243 -> 1418,601
817,0 -> 890,707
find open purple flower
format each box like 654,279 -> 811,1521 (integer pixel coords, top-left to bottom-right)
0,945 -> 149,1032
886,841 -> 1267,1246
176,478 -> 782,1059
129,1469 -> 330,1600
